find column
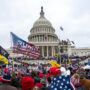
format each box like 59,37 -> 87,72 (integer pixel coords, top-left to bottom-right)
47,35 -> 48,42
33,36 -> 34,42
53,46 -> 55,56
41,35 -> 43,42
38,36 -> 39,42
43,35 -> 44,42
35,36 -> 36,42
36,35 -> 38,42
44,36 -> 45,42
42,46 -> 44,57
47,46 -> 48,57
34,36 -> 35,42
37,36 -> 38,42
52,46 -> 54,57
52,36 -> 53,42
38,36 -> 40,42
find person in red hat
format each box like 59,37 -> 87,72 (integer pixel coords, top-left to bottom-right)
34,83 -> 43,90
22,76 -> 34,90
39,73 -> 45,78
0,74 -> 17,90
46,67 -> 61,87
46,67 -> 61,78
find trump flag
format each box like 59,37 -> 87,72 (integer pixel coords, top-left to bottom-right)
0,45 -> 9,59
10,32 -> 40,59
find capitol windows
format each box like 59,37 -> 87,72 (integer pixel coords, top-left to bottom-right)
43,28 -> 44,32
44,28 -> 45,32
45,28 -> 46,32
48,28 -> 50,33
36,28 -> 38,32
35,29 -> 37,33
41,28 -> 43,31
38,28 -> 39,32
40,35 -> 42,41
38,28 -> 40,32
46,28 -> 48,32
49,29 -> 50,32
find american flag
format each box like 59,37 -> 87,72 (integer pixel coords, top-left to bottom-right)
60,26 -> 63,31
48,75 -> 76,90
10,32 -> 40,59
67,39 -> 71,44
71,41 -> 75,44
44,34 -> 48,38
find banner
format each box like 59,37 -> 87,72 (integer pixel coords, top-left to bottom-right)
50,61 -> 61,67
0,55 -> 8,64
10,32 -> 40,59
67,59 -> 72,65
0,45 -> 9,59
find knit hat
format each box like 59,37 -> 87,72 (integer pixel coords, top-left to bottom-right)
22,76 -> 34,90
0,78 -> 3,82
34,83 -> 43,88
4,68 -> 11,73
60,67 -> 66,75
61,67 -> 70,76
46,67 -> 61,78
39,73 -> 45,78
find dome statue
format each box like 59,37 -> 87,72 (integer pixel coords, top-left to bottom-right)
33,7 -> 52,27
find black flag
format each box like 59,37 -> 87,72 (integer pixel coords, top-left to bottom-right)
0,45 -> 9,59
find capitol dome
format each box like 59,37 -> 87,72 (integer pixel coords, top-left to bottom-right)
28,7 -> 59,58
33,7 -> 52,27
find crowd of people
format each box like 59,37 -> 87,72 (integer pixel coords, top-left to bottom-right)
0,60 -> 90,90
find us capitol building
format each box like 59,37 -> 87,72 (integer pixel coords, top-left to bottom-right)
7,7 -> 90,58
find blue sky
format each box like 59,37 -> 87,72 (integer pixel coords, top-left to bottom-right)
0,0 -> 90,49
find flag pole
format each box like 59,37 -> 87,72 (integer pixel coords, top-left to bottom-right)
10,32 -> 14,68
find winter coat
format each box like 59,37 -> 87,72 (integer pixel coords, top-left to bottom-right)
0,84 -> 17,90
80,78 -> 90,90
